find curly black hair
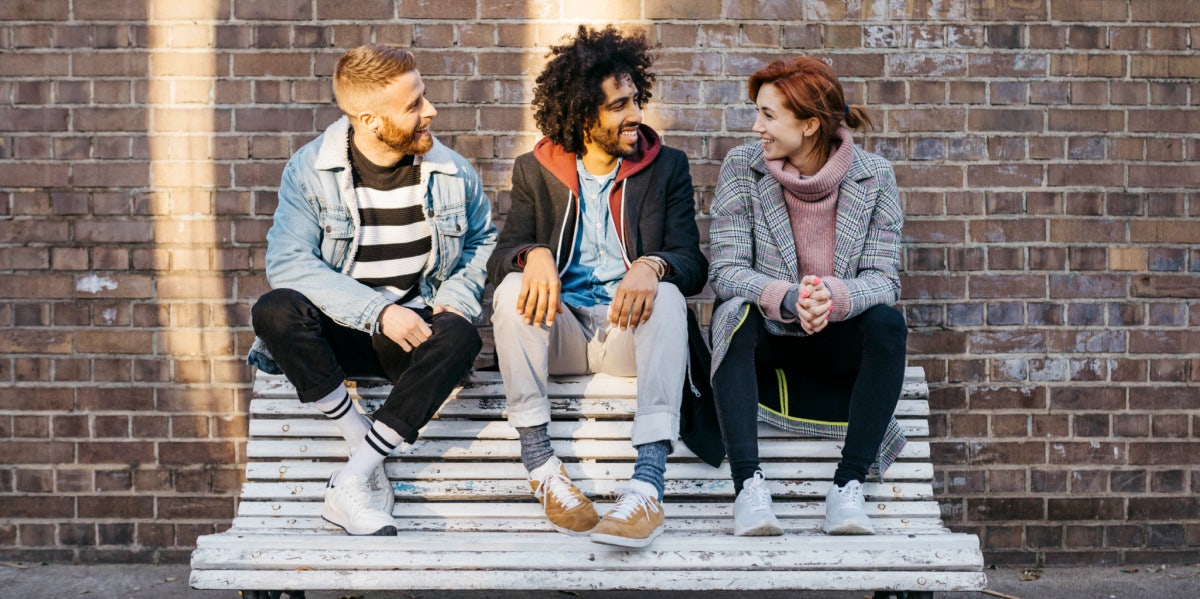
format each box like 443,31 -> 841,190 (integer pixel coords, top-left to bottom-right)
532,25 -> 656,154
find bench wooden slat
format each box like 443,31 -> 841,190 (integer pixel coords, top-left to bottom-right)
246,438 -> 932,462
252,367 -> 929,401
235,479 -> 935,501
194,532 -> 983,569
192,569 -> 988,592
249,417 -> 930,439
250,396 -> 931,419
244,460 -> 933,482
233,500 -> 947,519
227,516 -> 952,534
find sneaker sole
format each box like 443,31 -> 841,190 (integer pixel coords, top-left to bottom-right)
550,522 -> 597,537
735,521 -> 784,536
321,514 -> 397,536
589,527 -> 662,549
822,520 -> 875,535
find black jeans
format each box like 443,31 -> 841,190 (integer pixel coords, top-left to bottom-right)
712,304 -> 907,488
251,288 -> 482,444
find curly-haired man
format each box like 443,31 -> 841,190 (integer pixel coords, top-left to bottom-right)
487,26 -> 707,548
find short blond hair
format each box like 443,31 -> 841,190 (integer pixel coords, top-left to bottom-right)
333,44 -> 416,115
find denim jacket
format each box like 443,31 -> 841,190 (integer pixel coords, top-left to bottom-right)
248,116 -> 496,373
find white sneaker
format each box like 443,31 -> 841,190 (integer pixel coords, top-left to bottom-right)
347,447 -> 394,514
822,480 -> 875,535
365,464 -> 394,514
322,472 -> 397,536
733,471 -> 783,536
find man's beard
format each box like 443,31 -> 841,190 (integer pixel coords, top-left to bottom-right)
377,115 -> 432,156
589,123 -> 638,158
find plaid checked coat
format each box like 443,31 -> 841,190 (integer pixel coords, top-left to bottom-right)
708,141 -> 903,372
707,140 -> 907,478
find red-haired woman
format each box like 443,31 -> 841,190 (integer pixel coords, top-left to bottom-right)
708,57 -> 907,536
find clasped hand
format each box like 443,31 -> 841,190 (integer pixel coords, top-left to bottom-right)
796,275 -> 832,335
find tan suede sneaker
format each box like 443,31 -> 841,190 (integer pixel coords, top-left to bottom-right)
528,456 -> 600,536
589,484 -> 665,548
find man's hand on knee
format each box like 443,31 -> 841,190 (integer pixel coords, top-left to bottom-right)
609,262 -> 659,330
379,304 -> 433,351
517,248 -> 562,327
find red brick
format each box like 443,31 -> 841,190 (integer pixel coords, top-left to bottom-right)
1132,0 -> 1200,21
227,0 -> 310,20
157,497 -> 235,520
75,495 -> 151,519
970,385 -> 1048,410
967,498 -> 1044,522
160,444 -> 237,465
1130,221 -> 1200,243
78,441 -> 154,464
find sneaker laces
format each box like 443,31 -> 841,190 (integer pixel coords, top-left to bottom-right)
336,475 -> 374,510
832,480 -> 864,509
608,486 -> 660,521
743,472 -> 772,511
535,469 -> 582,511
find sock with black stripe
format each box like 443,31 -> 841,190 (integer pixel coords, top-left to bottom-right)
313,385 -> 371,448
336,419 -> 403,485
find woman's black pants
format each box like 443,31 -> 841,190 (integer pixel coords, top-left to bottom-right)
712,304 -> 907,490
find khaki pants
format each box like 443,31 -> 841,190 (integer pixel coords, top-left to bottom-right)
491,272 -> 688,448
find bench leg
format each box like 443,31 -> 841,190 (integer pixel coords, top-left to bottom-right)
239,591 -> 306,599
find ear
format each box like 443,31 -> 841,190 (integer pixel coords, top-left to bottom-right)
354,111 -> 377,133
802,117 -> 821,138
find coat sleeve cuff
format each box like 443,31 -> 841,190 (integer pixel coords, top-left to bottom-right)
514,244 -> 550,268
759,280 -> 795,323
824,276 -> 852,322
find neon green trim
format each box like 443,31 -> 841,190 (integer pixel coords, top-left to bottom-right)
728,304 -> 752,338
788,415 -> 850,426
776,369 -> 784,416
757,403 -> 850,427
778,368 -> 788,416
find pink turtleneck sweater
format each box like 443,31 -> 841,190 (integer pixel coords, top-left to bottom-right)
759,127 -> 855,324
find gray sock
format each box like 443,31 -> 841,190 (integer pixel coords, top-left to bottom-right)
516,424 -> 554,472
631,440 -> 671,501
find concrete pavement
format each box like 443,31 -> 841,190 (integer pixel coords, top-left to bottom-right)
2,562 -> 1200,598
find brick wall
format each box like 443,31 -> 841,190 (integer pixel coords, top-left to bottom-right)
1,0 -> 1197,565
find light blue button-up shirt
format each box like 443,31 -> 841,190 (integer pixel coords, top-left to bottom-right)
560,157 -> 628,308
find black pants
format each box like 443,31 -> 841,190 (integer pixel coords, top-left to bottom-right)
712,304 -> 907,488
251,288 -> 482,444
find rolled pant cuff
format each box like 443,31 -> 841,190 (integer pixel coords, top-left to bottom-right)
370,412 -> 421,445
506,402 -> 552,429
631,411 -> 680,451
296,370 -> 348,404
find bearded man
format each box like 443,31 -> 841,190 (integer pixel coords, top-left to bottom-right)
248,45 -> 496,536
487,26 -> 707,549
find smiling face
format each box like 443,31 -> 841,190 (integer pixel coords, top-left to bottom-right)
751,82 -> 820,169
583,74 -> 643,161
368,70 -> 437,156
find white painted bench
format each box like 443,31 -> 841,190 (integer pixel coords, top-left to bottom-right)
190,367 -> 985,597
